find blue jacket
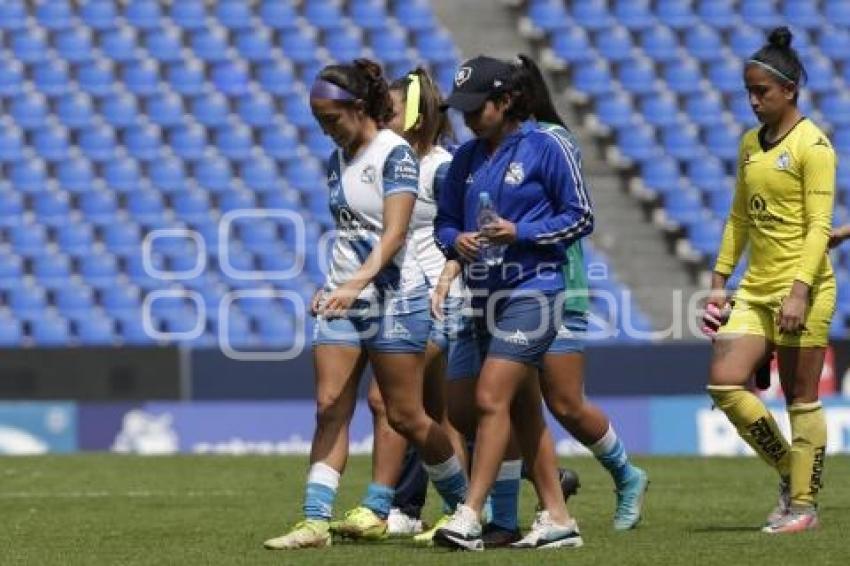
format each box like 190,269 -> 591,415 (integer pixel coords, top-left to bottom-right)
434,121 -> 594,298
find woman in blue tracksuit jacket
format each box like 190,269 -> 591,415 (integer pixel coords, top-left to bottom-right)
433,56 -> 592,550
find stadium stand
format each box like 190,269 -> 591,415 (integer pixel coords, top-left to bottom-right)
518,0 -> 850,337
0,0 -> 649,348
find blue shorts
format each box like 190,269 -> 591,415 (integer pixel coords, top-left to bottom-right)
433,296 -> 480,380
312,293 -> 431,354
473,291 -> 559,368
547,311 -> 587,354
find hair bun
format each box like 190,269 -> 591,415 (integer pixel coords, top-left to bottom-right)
768,27 -> 793,49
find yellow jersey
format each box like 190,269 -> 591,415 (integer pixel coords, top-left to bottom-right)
715,118 -> 836,304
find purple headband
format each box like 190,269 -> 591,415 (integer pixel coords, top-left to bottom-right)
310,79 -> 358,101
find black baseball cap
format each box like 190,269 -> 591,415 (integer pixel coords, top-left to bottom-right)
444,56 -> 514,113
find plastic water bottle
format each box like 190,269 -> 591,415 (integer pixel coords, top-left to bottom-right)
477,192 -> 506,266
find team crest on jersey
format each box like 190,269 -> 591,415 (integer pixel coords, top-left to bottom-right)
361,165 -> 377,184
504,162 -> 525,185
774,151 -> 791,171
455,67 -> 472,87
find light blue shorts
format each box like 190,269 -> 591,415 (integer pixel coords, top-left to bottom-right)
312,292 -> 431,354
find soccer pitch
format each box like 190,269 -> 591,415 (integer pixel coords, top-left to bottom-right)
2,455 -> 848,565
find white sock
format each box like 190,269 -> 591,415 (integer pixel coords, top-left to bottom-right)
307,462 -> 340,489
423,455 -> 462,481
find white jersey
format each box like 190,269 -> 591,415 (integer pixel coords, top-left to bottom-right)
325,129 -> 427,306
410,146 -> 463,298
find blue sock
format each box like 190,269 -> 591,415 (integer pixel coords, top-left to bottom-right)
489,460 -> 521,530
362,482 -> 395,519
589,425 -> 638,488
303,462 -> 340,520
424,455 -> 468,512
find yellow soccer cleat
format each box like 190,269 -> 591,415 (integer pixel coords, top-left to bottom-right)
329,506 -> 388,541
263,519 -> 331,550
412,514 -> 451,546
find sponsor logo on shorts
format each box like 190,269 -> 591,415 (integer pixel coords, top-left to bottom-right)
385,321 -> 412,340
557,325 -> 574,339
504,330 -> 529,346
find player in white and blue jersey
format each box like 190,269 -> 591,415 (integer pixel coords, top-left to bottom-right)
263,59 -> 467,551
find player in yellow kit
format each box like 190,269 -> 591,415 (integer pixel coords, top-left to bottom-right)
704,27 -> 836,534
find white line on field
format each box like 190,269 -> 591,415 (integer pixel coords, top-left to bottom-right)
0,490 -> 241,499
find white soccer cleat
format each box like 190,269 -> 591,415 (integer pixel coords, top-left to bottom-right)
765,476 -> 791,525
433,504 -> 484,551
263,519 -> 331,550
511,511 -> 584,550
762,506 -> 819,534
387,507 -> 424,536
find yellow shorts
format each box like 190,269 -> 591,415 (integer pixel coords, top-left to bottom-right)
717,285 -> 836,348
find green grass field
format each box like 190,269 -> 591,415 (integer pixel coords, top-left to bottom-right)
2,455 -> 849,565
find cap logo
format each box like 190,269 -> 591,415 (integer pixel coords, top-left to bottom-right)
455,67 -> 472,87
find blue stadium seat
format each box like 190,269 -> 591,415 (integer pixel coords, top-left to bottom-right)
286,161 -> 325,192
150,156 -> 187,193
237,92 -> 276,126
596,26 -> 635,62
641,156 -> 681,195
56,93 -> 95,129
79,190 -> 118,221
32,316 -> 71,346
32,253 -> 72,285
370,28 -> 412,64
0,128 -> 24,162
170,0 -> 208,30
705,125 -> 741,161
80,0 -> 117,31
664,59 -> 703,95
172,190 -> 211,223
122,60 -> 161,96
144,28 -> 183,63
0,189 -> 24,223
0,0 -> 27,31
11,28 -> 50,63
218,190 -> 257,213
327,30 -> 366,63
9,285 -> 48,319
195,154 -> 232,192
104,157 -> 142,192
239,156 -> 280,193
78,61 -> 116,97
613,0 -> 655,31
146,91 -> 185,127
707,58 -> 743,94
33,60 -> 72,97
215,122 -> 254,160
688,219 -> 724,256
100,93 -> 139,129
0,58 -> 24,96
661,123 -> 703,160
190,27 -> 231,63
235,29 -> 275,63
260,124 -> 298,159
56,222 -> 95,254
117,314 -> 157,345
655,0 -> 697,29
833,129 -> 850,155
54,282 -> 94,314
616,121 -> 660,162
729,91 -> 758,126
167,61 -> 207,96
639,26 -> 680,63
191,91 -> 231,127
34,191 -> 72,223
57,157 -> 96,194
616,57 -> 656,95
259,0 -> 299,31
350,0 -> 389,30
260,190 -> 301,212
663,187 -> 704,226
550,27 -> 595,64
415,29 -> 457,64
9,93 -> 49,130
687,156 -> 727,193
280,28 -> 322,65
55,28 -> 95,63
729,26 -> 763,59
77,314 -> 116,345
572,0 -> 614,31
99,27 -> 141,63
685,25 -> 724,63
0,316 -> 22,345
124,123 -> 162,161
101,285 -> 141,316
706,183 -> 733,218
127,190 -> 165,221
170,123 -> 208,161
817,26 -> 850,64
574,60 -> 615,96
825,0 -> 850,26
125,0 -> 162,30
697,0 -> 738,30
803,56 -> 838,95
304,130 -> 335,158
256,317 -> 296,348
685,92 -> 726,126
80,252 -> 120,284
36,0 -> 73,30
257,59 -> 297,96
639,92 -> 680,127
394,0 -> 438,32
11,158 -> 48,193
740,0 -> 783,29
304,0 -> 347,31
215,0 -> 254,30
526,0 -> 569,33
821,93 -> 850,127
212,62 -> 251,96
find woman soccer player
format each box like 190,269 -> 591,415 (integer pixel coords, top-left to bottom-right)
336,67 -> 472,538
263,59 -> 467,550
433,55 -> 593,550
704,28 -> 836,534
518,54 -> 648,530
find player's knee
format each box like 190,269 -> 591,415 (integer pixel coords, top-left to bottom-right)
367,387 -> 386,418
315,392 -> 352,426
545,395 -> 584,426
384,404 -> 422,437
475,387 -> 509,417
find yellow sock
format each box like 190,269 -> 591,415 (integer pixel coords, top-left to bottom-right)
707,385 -> 790,476
788,401 -> 827,508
